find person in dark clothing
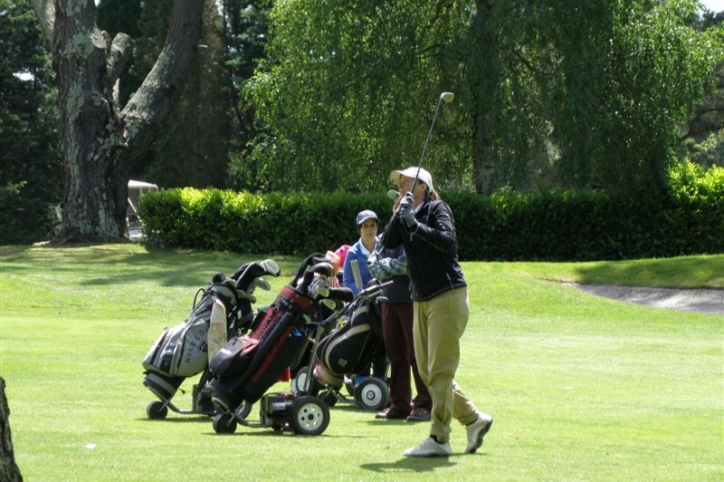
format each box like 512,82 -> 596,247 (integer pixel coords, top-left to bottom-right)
368,207 -> 432,422
381,166 -> 493,457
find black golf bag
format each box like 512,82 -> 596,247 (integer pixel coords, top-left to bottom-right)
142,259 -> 280,418
312,292 -> 384,389
207,254 -> 352,413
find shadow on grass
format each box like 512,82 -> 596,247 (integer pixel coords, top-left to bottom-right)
360,457 -> 457,473
198,429 -> 352,439
137,416 -> 215,424
1,244 -> 304,289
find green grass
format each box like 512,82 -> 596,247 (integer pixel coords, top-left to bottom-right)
1,244 -> 722,482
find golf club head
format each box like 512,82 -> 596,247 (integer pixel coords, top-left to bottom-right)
441,92 -> 454,103
254,277 -> 271,291
321,299 -> 337,310
261,259 -> 281,277
314,287 -> 331,298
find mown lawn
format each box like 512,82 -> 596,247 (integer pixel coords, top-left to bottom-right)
1,245 -> 721,482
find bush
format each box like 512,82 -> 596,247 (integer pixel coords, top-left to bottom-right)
137,163 -> 724,261
139,189 -> 393,255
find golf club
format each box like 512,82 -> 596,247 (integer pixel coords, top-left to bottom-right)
410,91 -> 454,193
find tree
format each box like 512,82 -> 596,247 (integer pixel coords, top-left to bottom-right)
244,0 -> 721,196
133,0 -> 233,188
29,0 -> 205,242
246,0 -> 466,192
0,0 -> 60,244
0,377 -> 23,482
95,0 -> 142,107
221,0 -> 273,192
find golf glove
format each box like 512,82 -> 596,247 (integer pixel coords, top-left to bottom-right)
398,193 -> 417,228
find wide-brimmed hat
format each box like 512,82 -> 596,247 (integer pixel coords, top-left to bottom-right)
390,167 -> 433,193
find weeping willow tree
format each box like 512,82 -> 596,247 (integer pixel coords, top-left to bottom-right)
242,0 -> 720,195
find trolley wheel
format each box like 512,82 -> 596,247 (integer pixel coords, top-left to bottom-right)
235,400 -> 252,420
354,377 -> 390,411
288,396 -> 330,436
320,389 -> 337,407
290,366 -> 307,394
146,401 -> 168,420
212,413 -> 237,434
291,366 -> 320,396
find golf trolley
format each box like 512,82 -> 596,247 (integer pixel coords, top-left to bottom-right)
208,255 -> 353,436
142,259 -> 281,420
290,280 -> 392,412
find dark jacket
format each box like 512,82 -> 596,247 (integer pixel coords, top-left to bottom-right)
380,198 -> 466,301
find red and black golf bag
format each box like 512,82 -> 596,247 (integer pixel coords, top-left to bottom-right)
207,255 -> 353,413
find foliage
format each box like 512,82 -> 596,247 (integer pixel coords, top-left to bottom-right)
138,187 -> 393,254
96,0 -> 143,105
111,0 -> 233,188
137,163 -> 724,260
667,160 -> 724,250
220,0 -> 272,193
231,0 -> 724,195
455,160 -> 723,259
6,0 -> 721,244
144,0 -> 233,189
245,0 -> 464,193
0,0 -> 60,244
0,181 -> 59,244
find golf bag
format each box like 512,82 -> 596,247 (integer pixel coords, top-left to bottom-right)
142,259 -> 280,416
207,254 -> 353,412
313,287 -> 384,389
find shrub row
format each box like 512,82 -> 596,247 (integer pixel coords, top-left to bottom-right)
138,162 -> 723,261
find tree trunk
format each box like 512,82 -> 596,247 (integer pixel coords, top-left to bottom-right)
53,0 -> 124,241
471,0 -> 495,196
31,0 -> 205,243
0,378 -> 23,482
473,111 -> 495,196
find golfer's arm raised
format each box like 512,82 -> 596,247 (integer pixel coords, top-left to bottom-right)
410,202 -> 457,254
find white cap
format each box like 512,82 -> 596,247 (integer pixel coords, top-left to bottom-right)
390,167 -> 433,193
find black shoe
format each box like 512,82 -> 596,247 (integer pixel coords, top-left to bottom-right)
375,407 -> 409,419
406,407 -> 431,422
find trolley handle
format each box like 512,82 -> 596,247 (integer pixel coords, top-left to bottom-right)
356,280 -> 393,301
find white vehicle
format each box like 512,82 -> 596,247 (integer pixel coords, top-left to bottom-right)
127,180 -> 158,239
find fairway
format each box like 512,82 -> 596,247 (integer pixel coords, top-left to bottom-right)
1,245 -> 722,482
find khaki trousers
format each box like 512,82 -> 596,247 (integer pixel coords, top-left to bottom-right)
413,286 -> 478,442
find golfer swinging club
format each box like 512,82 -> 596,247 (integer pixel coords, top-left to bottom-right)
381,166 -> 493,457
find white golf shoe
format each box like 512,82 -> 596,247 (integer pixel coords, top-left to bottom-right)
403,437 -> 453,457
464,412 -> 493,454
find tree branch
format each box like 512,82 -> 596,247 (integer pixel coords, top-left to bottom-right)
107,32 -> 134,108
120,0 -> 205,163
29,0 -> 55,52
107,33 -> 134,89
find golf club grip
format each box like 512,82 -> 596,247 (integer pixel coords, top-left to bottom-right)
327,287 -> 354,302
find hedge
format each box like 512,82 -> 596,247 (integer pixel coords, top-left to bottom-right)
137,162 -> 723,261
